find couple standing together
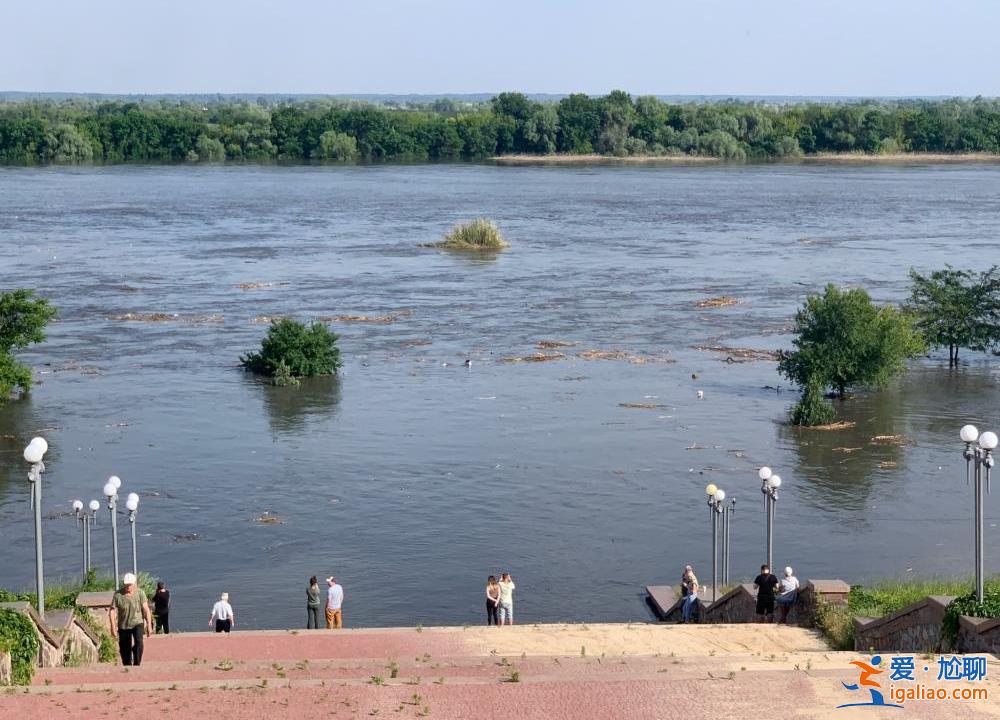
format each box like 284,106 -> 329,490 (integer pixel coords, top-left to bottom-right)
485,573 -> 515,625
307,575 -> 345,629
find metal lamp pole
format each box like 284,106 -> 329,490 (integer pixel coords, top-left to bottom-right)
126,493 -> 140,576
103,476 -> 122,584
72,500 -> 86,582
722,497 -> 735,585
961,425 -> 996,604
706,484 -> 726,602
758,467 -> 782,569
24,437 -> 49,617
87,500 -> 100,572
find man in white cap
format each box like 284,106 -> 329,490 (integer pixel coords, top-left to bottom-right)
776,566 -> 800,624
325,576 -> 344,629
108,572 -> 152,666
210,592 -> 235,632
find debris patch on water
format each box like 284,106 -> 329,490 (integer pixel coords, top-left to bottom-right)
236,282 -> 289,290
871,434 -> 914,447
536,340 -> 577,349
112,312 -> 223,324
618,402 -> 668,410
692,345 -> 778,362
694,296 -> 742,308
576,349 -> 673,364
500,352 -> 565,363
254,511 -> 284,525
798,421 -> 857,431
320,310 -> 412,324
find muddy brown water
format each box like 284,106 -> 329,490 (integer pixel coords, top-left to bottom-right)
1,163 -> 998,630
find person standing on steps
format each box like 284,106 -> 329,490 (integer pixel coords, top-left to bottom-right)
753,564 -> 779,623
681,565 -> 699,623
497,572 -> 515,626
210,592 -> 235,632
485,575 -> 501,626
307,576 -> 323,629
109,572 -> 152,666
151,581 -> 171,634
326,576 -> 344,629
776,566 -> 800,624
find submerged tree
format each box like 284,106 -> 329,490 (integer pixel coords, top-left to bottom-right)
778,284 -> 924,424
908,265 -> 1000,367
0,290 -> 57,401
241,319 -> 342,385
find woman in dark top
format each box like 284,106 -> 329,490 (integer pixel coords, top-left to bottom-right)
151,581 -> 171,634
306,576 -> 322,629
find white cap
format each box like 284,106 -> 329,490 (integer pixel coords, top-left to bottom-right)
122,572 -> 137,585
785,567 -> 794,576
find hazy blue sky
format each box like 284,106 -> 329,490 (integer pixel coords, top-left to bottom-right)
3,0 -> 999,96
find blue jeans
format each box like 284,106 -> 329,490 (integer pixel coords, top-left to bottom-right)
682,594 -> 698,622
498,601 -> 513,624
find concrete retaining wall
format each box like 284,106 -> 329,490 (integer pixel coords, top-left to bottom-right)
853,596 -> 955,652
957,615 -> 1000,654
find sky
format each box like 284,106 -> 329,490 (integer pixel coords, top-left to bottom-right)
2,0 -> 999,97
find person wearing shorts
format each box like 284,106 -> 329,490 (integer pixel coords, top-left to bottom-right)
497,573 -> 515,625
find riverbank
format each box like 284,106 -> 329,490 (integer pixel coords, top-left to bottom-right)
492,151 -> 1000,166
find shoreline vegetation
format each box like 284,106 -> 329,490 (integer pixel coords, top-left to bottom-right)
4,93 -> 1000,165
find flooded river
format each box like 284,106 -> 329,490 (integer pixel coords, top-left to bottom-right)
1,163 -> 998,629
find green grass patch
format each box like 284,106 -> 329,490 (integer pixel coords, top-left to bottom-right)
434,219 -> 508,250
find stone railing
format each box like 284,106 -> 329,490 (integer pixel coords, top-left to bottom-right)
957,615 -> 1000,654
0,601 -> 102,668
76,591 -> 115,634
647,579 -> 849,626
853,595 -> 955,652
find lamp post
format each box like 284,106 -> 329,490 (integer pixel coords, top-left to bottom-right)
24,437 -> 49,617
103,476 -> 122,584
125,492 -> 140,577
706,484 -> 726,602
758,467 -> 782,569
960,425 -> 996,604
721,497 -> 736,585
87,500 -> 100,572
72,500 -> 86,582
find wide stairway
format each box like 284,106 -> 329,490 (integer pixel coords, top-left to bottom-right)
12,624 -> 996,719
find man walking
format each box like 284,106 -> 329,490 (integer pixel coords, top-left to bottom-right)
753,564 -> 779,623
326,576 -> 344,629
108,572 -> 152,666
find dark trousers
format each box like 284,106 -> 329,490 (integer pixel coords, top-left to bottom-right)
486,600 -> 499,626
155,612 -> 170,634
118,624 -> 144,666
307,605 -> 322,629
215,618 -> 232,633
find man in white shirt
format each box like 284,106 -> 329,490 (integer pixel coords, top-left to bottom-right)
776,567 -> 800,624
326,576 -> 345,629
209,592 -> 235,633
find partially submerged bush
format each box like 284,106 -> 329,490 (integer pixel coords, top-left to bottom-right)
789,376 -> 836,426
241,319 -> 342,383
435,219 -> 508,250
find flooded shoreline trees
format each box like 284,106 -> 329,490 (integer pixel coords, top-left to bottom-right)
0,290 -> 56,402
3,95 -> 1000,164
241,319 -> 342,386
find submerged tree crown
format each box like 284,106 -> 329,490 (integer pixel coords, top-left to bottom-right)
0,289 -> 57,400
778,284 -> 925,399
241,319 -> 342,379
908,265 -> 1000,365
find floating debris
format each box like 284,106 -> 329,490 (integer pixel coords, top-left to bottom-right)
320,310 -> 412,324
618,402 -> 667,409
236,282 -> 289,290
536,340 -> 577,349
112,313 -> 223,324
833,447 -> 863,453
500,352 -> 565,363
254,511 -> 284,525
694,296 -> 741,308
172,533 -> 200,543
799,421 -> 857,431
871,434 -> 915,447
251,315 -> 289,324
879,461 -> 898,468
576,349 -> 673,364
692,345 -> 778,362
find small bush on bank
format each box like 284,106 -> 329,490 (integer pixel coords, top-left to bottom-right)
942,581 -> 1000,647
241,319 -> 342,384
435,219 -> 508,250
0,608 -> 40,684
814,601 -> 854,650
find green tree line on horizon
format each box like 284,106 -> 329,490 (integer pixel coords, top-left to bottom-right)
3,93 -> 1000,164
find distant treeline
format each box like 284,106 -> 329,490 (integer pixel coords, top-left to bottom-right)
2,92 -> 1000,163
